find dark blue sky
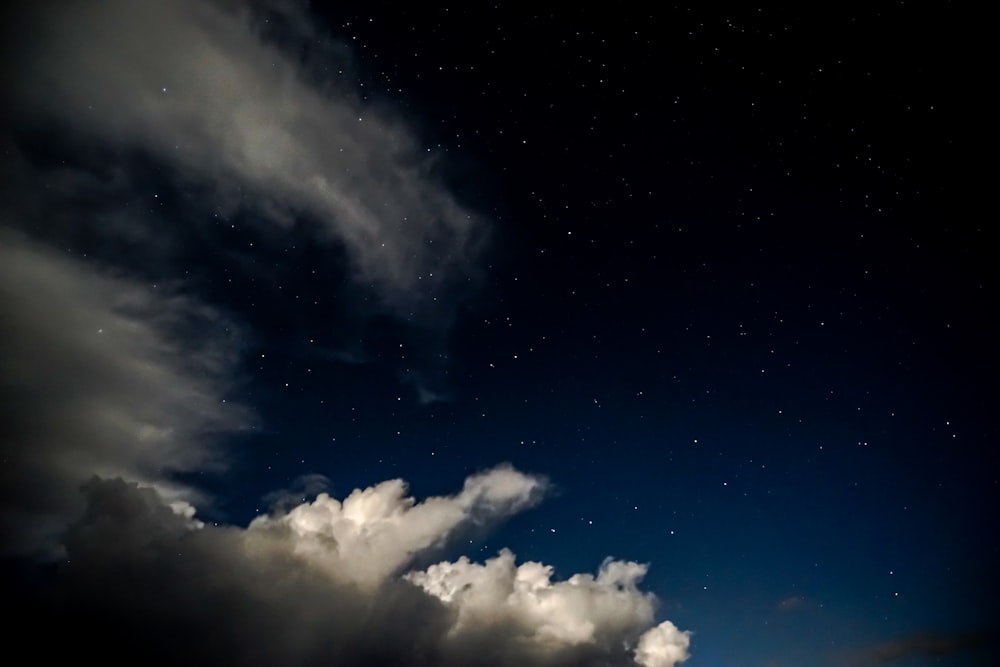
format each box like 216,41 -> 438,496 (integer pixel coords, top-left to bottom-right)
2,3 -> 995,666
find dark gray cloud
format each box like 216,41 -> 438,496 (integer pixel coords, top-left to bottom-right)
8,472 -> 689,667
842,630 -> 997,666
0,232 -> 249,558
11,477 -> 452,667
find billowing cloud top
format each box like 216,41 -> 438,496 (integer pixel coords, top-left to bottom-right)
248,464 -> 548,587
10,469 -> 689,667
407,550 -> 654,644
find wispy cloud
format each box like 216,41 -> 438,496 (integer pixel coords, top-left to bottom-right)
777,595 -> 809,612
2,0 -> 490,556
9,0 -> 485,312
842,630 -> 997,666
0,232 -> 250,558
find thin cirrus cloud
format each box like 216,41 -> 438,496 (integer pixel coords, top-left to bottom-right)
9,0 -> 485,311
0,231 -> 249,558
840,630 -> 997,666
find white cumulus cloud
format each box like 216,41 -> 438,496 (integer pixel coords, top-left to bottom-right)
407,548 -> 691,665
5,468 -> 690,667
247,464 -> 547,587
634,621 -> 693,667
406,549 -> 656,646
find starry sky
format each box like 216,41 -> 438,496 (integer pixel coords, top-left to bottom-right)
1,2 -> 996,666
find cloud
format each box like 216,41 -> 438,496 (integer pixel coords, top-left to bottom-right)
407,549 -> 691,665
777,595 -> 809,611
406,550 -> 653,644
248,464 -> 548,587
260,473 -> 333,514
634,621 -> 693,667
0,232 -> 249,558
6,470 -> 690,667
842,630 -> 998,666
8,0 -> 486,313
0,4 -> 692,664
13,477 -> 451,667
1,0 -> 490,552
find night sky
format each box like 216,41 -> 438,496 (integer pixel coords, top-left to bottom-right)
2,2 -> 996,666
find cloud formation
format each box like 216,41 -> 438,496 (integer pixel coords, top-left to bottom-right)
0,232 -> 249,558
7,470 -> 689,667
247,464 -> 548,587
1,3 -> 691,665
0,0 -> 490,555
842,630 -> 997,666
0,244 -> 688,662
9,0 -> 485,311
407,549 -> 691,665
